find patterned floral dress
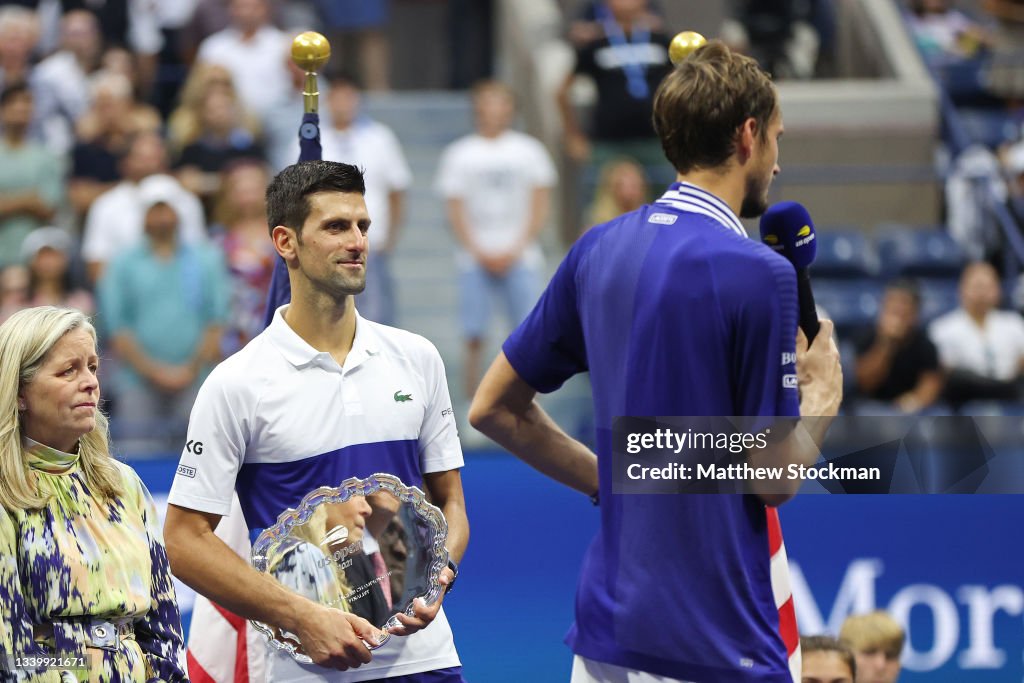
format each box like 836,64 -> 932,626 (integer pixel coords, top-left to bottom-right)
0,439 -> 188,682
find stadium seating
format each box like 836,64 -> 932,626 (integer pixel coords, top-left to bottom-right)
811,229 -> 878,279
875,226 -> 967,278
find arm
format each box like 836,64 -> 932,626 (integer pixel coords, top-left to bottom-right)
133,479 -> 188,679
470,353 -> 598,497
445,197 -> 480,257
514,186 -> 550,256
0,508 -> 46,670
68,179 -> 116,215
424,469 -> 469,565
854,337 -> 897,394
556,70 -> 590,162
388,469 -> 469,636
896,370 -> 944,413
748,321 -> 843,506
164,505 -> 379,668
0,192 -> 56,221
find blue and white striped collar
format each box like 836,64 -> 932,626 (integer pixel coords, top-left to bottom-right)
654,182 -> 748,237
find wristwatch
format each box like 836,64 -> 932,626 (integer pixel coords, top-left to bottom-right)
445,558 -> 459,594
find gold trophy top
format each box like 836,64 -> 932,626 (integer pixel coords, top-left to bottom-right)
292,31 -> 331,73
669,31 -> 707,65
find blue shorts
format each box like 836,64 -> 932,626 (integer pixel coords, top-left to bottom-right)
362,666 -> 466,683
459,258 -> 542,340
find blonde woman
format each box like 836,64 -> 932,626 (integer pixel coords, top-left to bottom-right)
584,158 -> 650,233
167,63 -> 260,156
0,306 -> 186,681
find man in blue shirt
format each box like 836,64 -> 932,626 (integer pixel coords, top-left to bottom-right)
470,41 -> 842,683
100,192 -> 229,451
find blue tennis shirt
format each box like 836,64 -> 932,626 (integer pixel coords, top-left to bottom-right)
503,182 -> 801,681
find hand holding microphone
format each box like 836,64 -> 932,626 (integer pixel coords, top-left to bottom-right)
760,201 -> 843,416
759,201 -> 821,344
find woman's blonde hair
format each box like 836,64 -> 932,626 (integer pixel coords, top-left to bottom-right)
839,610 -> 906,657
0,306 -> 122,511
167,63 -> 261,153
586,158 -> 650,228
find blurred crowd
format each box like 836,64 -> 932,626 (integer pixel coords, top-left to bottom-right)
0,0 -> 1021,450
0,0 -> 420,450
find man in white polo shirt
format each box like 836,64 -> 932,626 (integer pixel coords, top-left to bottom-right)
164,160 -> 468,682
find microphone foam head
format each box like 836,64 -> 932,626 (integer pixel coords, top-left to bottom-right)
759,201 -> 817,269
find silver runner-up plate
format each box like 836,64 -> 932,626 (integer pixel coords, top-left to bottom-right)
250,473 -> 449,663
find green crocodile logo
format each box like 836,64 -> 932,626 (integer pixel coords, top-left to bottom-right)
394,390 -> 412,403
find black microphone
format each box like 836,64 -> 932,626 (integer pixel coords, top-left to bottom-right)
759,201 -> 820,344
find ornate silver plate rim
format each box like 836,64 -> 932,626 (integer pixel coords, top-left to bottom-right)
250,472 -> 449,663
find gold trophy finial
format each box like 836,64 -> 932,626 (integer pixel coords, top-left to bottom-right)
292,31 -> 331,72
292,31 -> 331,113
669,31 -> 707,65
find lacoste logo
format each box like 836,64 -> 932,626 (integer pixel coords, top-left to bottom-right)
394,390 -> 412,403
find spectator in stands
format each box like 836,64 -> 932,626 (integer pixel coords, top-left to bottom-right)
0,83 -> 63,272
33,10 -> 104,154
566,0 -> 665,48
437,80 -> 557,397
82,131 -> 206,282
556,0 -> 673,172
99,195 -> 229,450
20,227 -> 93,314
0,7 -> 39,98
211,160 -> 275,351
801,635 -> 856,683
840,611 -> 905,683
76,0 -> 164,95
0,263 -> 29,324
69,72 -> 160,218
316,0 -> 392,91
196,0 -> 291,120
167,62 -> 255,156
929,261 -> 1024,405
174,87 -> 263,207
854,280 -> 944,413
0,7 -> 66,150
721,0 -> 821,79
906,0 -> 995,65
320,70 -> 411,325
585,157 -> 649,231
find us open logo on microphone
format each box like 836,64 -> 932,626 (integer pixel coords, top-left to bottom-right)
795,225 -> 816,248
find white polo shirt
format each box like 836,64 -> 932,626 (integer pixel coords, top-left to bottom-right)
168,306 -> 464,681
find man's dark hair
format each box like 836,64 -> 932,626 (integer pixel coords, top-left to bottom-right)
0,82 -> 31,108
886,277 -> 922,309
801,635 -> 856,678
326,68 -> 363,91
265,161 -> 366,236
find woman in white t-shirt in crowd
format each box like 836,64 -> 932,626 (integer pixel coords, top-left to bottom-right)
929,261 -> 1024,406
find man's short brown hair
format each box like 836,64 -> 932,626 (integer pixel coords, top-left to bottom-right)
652,40 -> 777,175
801,635 -> 857,678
